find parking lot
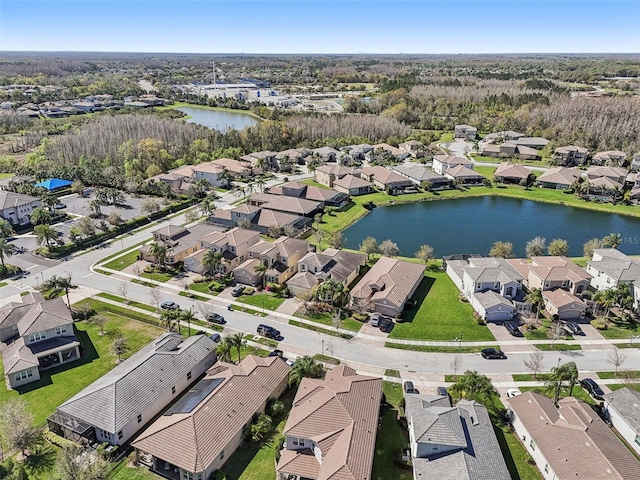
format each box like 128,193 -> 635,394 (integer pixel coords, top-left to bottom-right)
56,191 -> 152,222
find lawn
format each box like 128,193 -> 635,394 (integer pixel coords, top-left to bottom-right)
289,319 -> 354,339
0,312 -> 163,427
237,293 -> 286,312
371,382 -> 413,480
597,317 -> 640,339
102,249 -> 141,270
389,272 -> 496,342
96,292 -> 157,312
608,383 -> 640,392
188,281 -> 220,296
385,343 -> 492,354
474,166 -> 497,179
519,385 -> 596,405
110,454 -> 164,480
0,172 -> 14,179
535,343 -> 582,351
596,370 -> 640,379
512,373 -> 552,382
294,309 -> 363,332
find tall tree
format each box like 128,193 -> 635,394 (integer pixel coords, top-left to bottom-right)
548,238 -> 569,256
525,288 -> 544,324
0,237 -> 16,266
359,236 -> 378,261
0,218 -> 15,239
180,308 -> 196,337
149,242 -> 167,269
30,206 -> 51,225
288,356 -> 325,386
201,249 -> 223,277
525,236 -> 546,257
379,239 -> 400,257
327,231 -> 345,249
415,244 -> 434,264
489,241 -> 514,258
216,337 -> 233,363
110,335 -> 128,364
254,261 -> 268,289
0,398 -> 41,457
601,233 -> 622,249
583,237 -> 602,258
449,370 -> 496,401
229,332 -> 245,363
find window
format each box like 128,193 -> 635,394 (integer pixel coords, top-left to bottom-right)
219,450 -> 225,460
635,434 -> 640,447
529,439 -> 536,451
14,369 -> 33,381
172,386 -> 176,395
476,283 -> 481,290
118,431 -> 123,440
55,325 -> 67,335
432,444 -> 439,451
137,414 -> 142,423
28,331 -> 46,342
292,437 -> 305,447
187,371 -> 192,380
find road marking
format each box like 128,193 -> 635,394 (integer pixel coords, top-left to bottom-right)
82,273 -> 93,278
26,265 -> 37,270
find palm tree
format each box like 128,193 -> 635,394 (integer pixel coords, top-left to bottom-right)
547,361 -> 578,404
160,309 -> 179,332
40,192 -> 58,212
255,178 -> 267,193
0,218 -> 15,239
229,332 -> 245,363
288,356 -> 325,387
180,308 -> 196,337
30,207 -> 51,225
254,261 -> 268,289
449,370 -> 496,401
201,249 -> 223,278
216,337 -> 233,362
217,167 -> 232,187
34,224 -> 58,248
149,242 -> 167,270
601,233 -> 622,249
0,237 -> 16,266
199,198 -> 216,218
593,288 -> 617,319
55,274 -> 74,308
89,199 -> 102,217
525,288 -> 544,324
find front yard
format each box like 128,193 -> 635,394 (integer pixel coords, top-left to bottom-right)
389,272 -> 496,342
237,293 -> 286,312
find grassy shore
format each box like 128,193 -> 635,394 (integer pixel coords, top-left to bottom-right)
155,101 -> 263,120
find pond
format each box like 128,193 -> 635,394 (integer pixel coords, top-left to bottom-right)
343,196 -> 640,257
177,106 -> 259,132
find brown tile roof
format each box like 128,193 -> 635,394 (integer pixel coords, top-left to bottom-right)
494,163 -> 531,180
554,145 -> 588,154
333,174 -> 373,190
528,256 -> 592,284
277,365 -> 382,480
360,166 -> 411,186
537,167 -> 580,185
445,165 -> 484,179
212,157 -> 251,175
132,356 -> 290,474
507,392 -> 640,479
433,155 -> 472,166
542,289 -> 586,309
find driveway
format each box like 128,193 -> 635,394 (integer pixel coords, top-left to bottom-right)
487,322 -> 534,353
443,139 -> 474,158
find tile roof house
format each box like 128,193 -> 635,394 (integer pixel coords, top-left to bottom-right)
603,387 -> 640,456
481,130 -> 525,143
240,150 -> 277,171
0,191 -> 42,226
507,391 -> 640,480
267,181 -> 349,208
276,365 -> 382,480
209,204 -> 312,236
211,157 -> 253,178
392,164 -> 451,189
631,153 -> 640,172
553,145 -> 589,166
314,164 -> 359,188
406,394 -> 510,480
536,167 -> 580,190
586,248 -> 640,291
287,248 -> 366,298
454,124 -> 478,141
332,174 -> 374,196
371,143 -> 410,161
133,355 -> 290,480
399,140 -> 426,158
591,150 -> 627,166
481,142 -> 540,161
432,155 -> 473,175
1,293 -> 80,390
350,256 -> 425,317
509,137 -> 550,149
446,257 -> 526,322
359,166 -> 415,193
249,193 -> 323,217
585,165 -> 629,185
49,333 -> 217,446
444,165 -> 486,185
311,146 -> 340,163
183,227 -> 260,275
140,223 -> 221,266
493,163 -> 532,184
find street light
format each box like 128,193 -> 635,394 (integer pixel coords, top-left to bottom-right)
322,339 -> 325,359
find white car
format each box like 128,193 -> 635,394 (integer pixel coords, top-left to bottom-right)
506,388 -> 522,398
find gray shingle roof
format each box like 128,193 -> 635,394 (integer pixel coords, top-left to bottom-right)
0,191 -> 40,210
57,333 -> 216,433
604,388 -> 640,434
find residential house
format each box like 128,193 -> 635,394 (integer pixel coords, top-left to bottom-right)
276,365 -> 382,480
406,394 -> 510,480
311,146 -> 340,163
345,143 -> 374,161
240,151 -> 277,171
209,205 -> 311,236
359,166 -> 415,193
482,130 -> 525,143
509,137 -> 550,149
399,140 -> 425,158
184,227 -> 260,275
1,294 -> 80,390
350,256 -> 425,317
444,165 -> 486,185
432,155 -> 473,175
454,124 -> 478,141
371,143 -> 409,161
274,147 -> 311,166
48,333 -> 217,446
481,143 -> 540,160
211,157 -> 252,178
287,248 -> 366,298
603,387 -> 640,456
249,193 -> 323,217
592,150 -> 627,166
191,162 -> 229,188
629,172 -> 640,201
586,248 -> 640,291
392,164 -> 450,189
140,223 -> 220,266
333,174 -> 374,196
493,163 -> 532,184
634,279 -> 640,311
133,355 -> 290,480
507,392 -> 640,480
536,167 -> 580,190
446,257 -> 525,322
585,165 -> 629,185
583,176 -> 624,202
314,164 -> 359,188
553,145 -> 589,166
0,191 -> 42,226
541,289 -> 588,320
233,235 -> 310,286
267,181 -> 349,208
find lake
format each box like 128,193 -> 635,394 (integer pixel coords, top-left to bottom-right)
177,107 -> 259,132
343,196 -> 640,257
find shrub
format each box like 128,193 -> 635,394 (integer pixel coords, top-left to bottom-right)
266,399 -> 285,417
591,318 -> 608,330
209,282 -> 225,292
243,287 -> 255,296
352,313 -> 368,322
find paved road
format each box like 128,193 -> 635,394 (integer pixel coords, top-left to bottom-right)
2,170 -> 637,377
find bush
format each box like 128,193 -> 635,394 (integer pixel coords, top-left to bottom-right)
352,313 -> 368,322
266,399 -> 286,418
209,282 -> 225,292
243,287 -> 255,296
591,318 -> 608,330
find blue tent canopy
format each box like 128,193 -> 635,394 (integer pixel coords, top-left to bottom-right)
36,178 -> 73,191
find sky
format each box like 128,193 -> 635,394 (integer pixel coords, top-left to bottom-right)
1,1 -> 639,54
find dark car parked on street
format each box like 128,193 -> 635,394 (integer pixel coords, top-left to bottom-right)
205,312 -> 225,324
580,378 -> 605,400
160,301 -> 179,310
504,321 -> 522,337
481,347 -> 507,359
257,323 -> 281,340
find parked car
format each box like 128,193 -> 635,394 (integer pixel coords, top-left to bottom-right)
506,388 -> 522,398
561,321 -> 583,336
437,386 -> 449,397
403,381 -> 417,394
257,323 -> 281,340
205,312 -> 225,324
481,347 -> 507,359
209,333 -> 221,343
160,301 -> 179,310
54,203 -> 66,209
580,378 -> 604,400
268,349 -> 284,358
378,317 -> 393,333
369,312 -> 381,327
231,285 -> 245,297
504,321 -> 522,337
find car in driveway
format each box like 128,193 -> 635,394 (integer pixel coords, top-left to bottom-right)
437,386 -> 449,397
504,321 -> 522,337
205,312 -> 225,324
580,378 -> 604,400
403,381 -> 417,394
160,301 -> 180,310
231,285 -> 245,297
378,317 -> 393,333
54,203 -> 66,210
506,388 -> 522,398
369,312 -> 381,327
481,347 -> 507,359
561,321 -> 583,336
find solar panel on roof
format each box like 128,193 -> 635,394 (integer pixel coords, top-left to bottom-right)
164,378 -> 224,415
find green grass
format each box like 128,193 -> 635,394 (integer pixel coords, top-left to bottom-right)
289,319 -> 354,339
313,353 -> 340,365
535,343 -> 582,351
0,173 -> 14,179
523,319 -> 573,341
597,317 -> 640,339
178,290 -> 209,301
189,281 -> 220,296
237,293 -> 286,311
132,278 -> 156,288
512,373 -> 552,382
474,166 -> 497,179
390,272 -> 496,341
385,342 -> 494,353
110,453 -> 164,480
96,292 -> 157,312
0,281 -> 7,287
245,334 -> 279,349
383,381 -> 404,409
0,312 -> 163,427
385,369 -> 401,378
140,270 -> 176,282
102,249 -> 141,270
519,385 -> 595,405
596,370 -> 640,379
609,383 -> 640,392
295,310 -> 363,332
